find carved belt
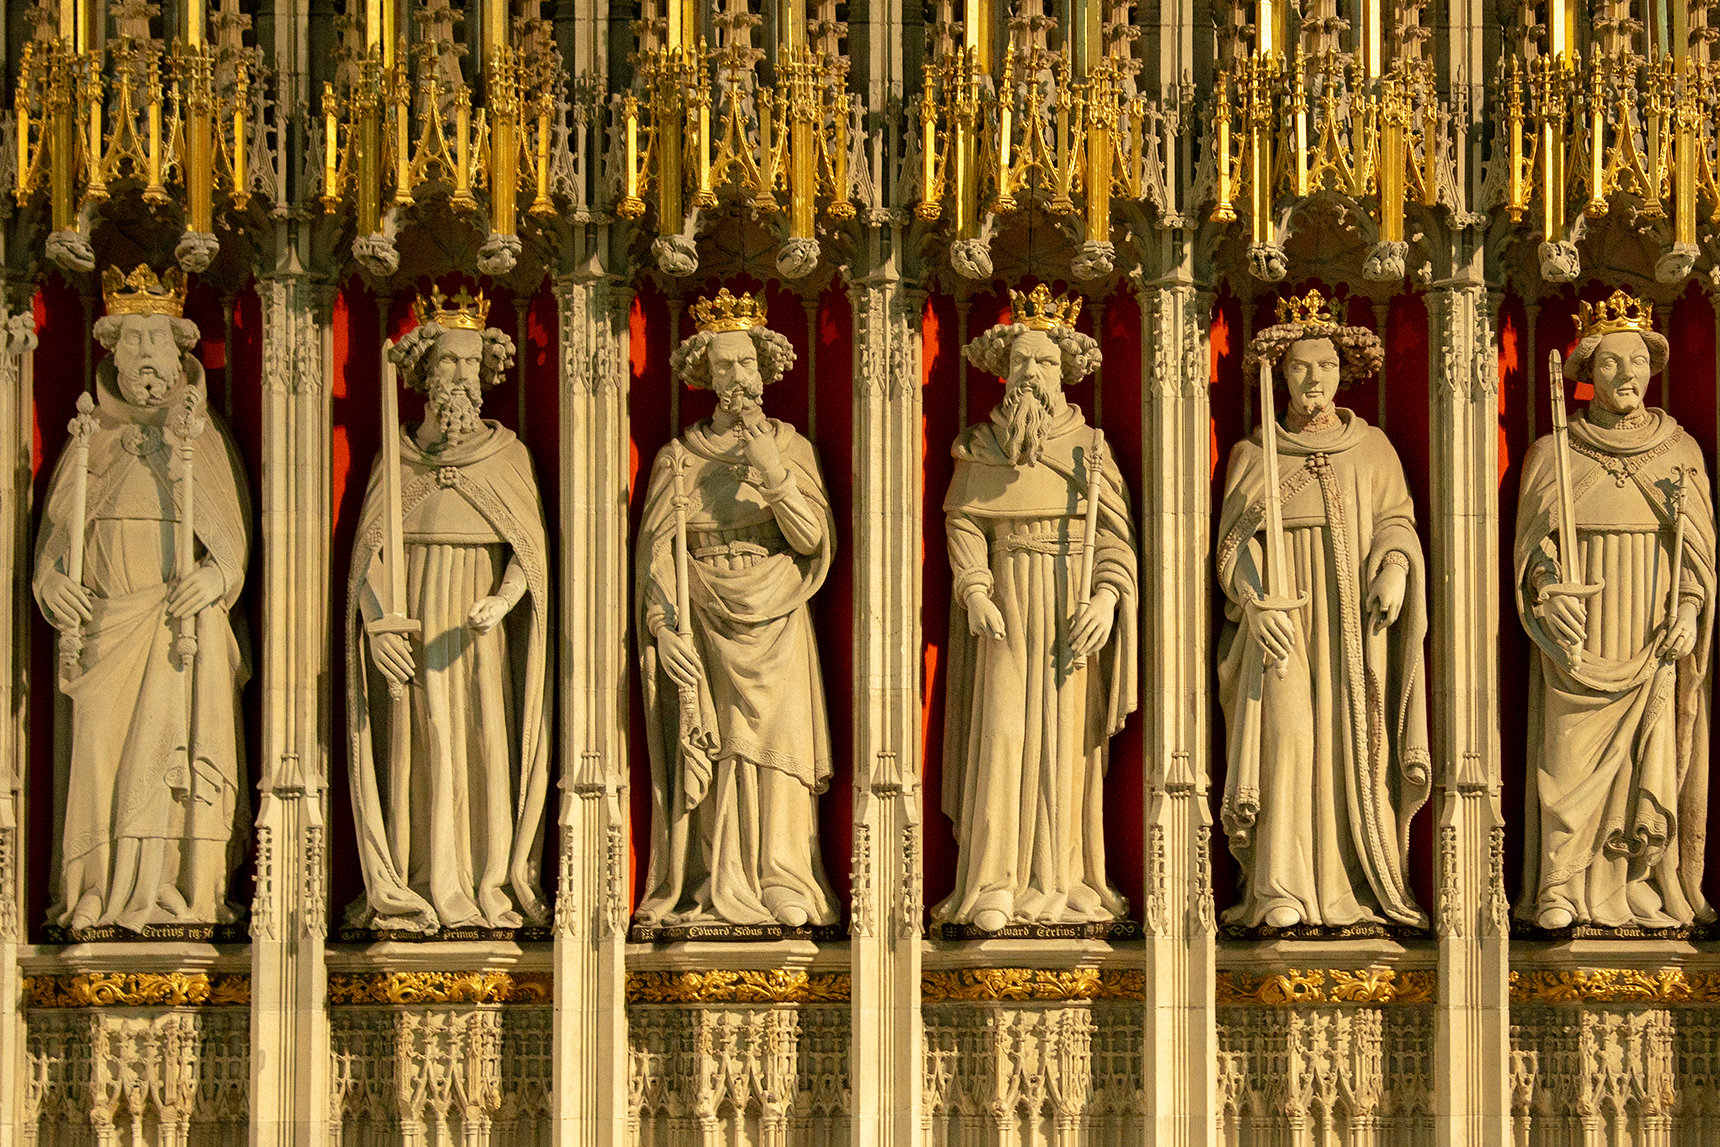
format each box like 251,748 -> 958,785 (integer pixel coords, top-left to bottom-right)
993,529 -> 1083,556
692,540 -> 775,561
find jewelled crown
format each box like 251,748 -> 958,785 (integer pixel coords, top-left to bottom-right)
691,288 -> 768,333
1576,290 -> 1654,340
413,286 -> 490,331
1275,288 -> 1339,328
1010,283 -> 1082,332
102,264 -> 186,318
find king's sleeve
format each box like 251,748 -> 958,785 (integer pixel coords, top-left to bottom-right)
945,463 -> 992,603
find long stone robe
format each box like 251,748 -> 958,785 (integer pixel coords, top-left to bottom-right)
935,406 -> 1138,927
33,360 -> 251,931
634,419 -> 839,926
345,421 -> 552,932
1216,409 -> 1430,929
1514,409 -> 1715,928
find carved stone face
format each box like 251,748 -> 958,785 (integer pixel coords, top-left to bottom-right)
112,314 -> 184,407
425,328 -> 485,440
1588,331 -> 1652,416
1006,330 -> 1063,398
709,330 -> 764,416
1281,337 -> 1341,421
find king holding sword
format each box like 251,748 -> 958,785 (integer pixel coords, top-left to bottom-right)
1216,289 -> 1430,932
1515,289 -> 1715,932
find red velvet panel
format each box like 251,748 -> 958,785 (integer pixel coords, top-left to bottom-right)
327,275 -> 561,934
625,278 -> 856,920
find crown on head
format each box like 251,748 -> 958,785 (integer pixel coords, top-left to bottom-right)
1576,289 -> 1654,340
1009,283 -> 1082,332
691,288 -> 768,333
102,264 -> 186,318
1275,288 -> 1339,328
413,286 -> 491,332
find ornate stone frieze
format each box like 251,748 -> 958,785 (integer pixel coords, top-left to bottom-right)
327,972 -> 553,1006
1511,1006 -> 1678,1140
24,972 -> 252,1008
920,968 -> 1147,1003
626,969 -> 852,1005
1215,967 -> 1436,1006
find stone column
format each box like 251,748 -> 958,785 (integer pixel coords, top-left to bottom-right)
0,292 -> 36,1147
847,248 -> 925,1147
551,261 -> 632,1147
1426,271 -> 1512,1147
1136,257 -> 1219,1147
249,268 -> 335,1147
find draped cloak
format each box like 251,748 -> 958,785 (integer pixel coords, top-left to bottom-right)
634,419 -> 839,926
33,359 -> 251,931
345,421 -> 552,932
935,406 -> 1139,927
1216,409 -> 1430,928
1513,409 -> 1715,928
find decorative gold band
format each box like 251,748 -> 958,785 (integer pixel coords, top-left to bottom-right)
921,968 -> 1146,1003
1510,969 -> 1720,1005
628,970 -> 852,1004
327,971 -> 553,1005
1216,968 -> 1436,1006
24,972 -> 251,1008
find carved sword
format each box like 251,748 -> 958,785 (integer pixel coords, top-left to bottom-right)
1070,424 -> 1104,672
1254,357 -> 1307,676
369,340 -> 422,700
58,391 -> 97,682
1545,349 -> 1602,669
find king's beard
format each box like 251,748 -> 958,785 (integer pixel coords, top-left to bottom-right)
998,376 -> 1059,465
116,359 -> 180,406
429,383 -> 483,442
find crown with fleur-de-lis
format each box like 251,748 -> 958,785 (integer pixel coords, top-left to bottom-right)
413,286 -> 491,331
691,288 -> 769,333
1576,289 -> 1654,341
1275,288 -> 1340,329
102,264 -> 186,318
1009,283 -> 1083,332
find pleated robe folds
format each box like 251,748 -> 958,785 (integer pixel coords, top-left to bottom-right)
936,407 -> 1138,928
1216,410 -> 1430,929
1514,409 -> 1715,928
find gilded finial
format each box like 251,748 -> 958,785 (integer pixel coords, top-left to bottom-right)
690,288 -> 769,334
1008,283 -> 1083,332
101,265 -> 187,319
1274,288 -> 1339,329
1575,289 -> 1655,341
413,286 -> 492,332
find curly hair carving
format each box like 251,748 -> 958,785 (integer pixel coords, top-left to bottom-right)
670,326 -> 798,390
963,323 -> 1102,387
388,322 -> 517,392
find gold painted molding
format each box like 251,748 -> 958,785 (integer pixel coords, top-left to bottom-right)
1216,968 -> 1435,1006
920,968 -> 1147,1002
23,972 -> 251,1008
1509,969 -> 1720,1004
327,971 -> 553,1006
626,970 -> 852,1004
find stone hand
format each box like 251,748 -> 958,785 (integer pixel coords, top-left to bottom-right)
1656,601 -> 1700,661
167,564 -> 225,619
739,415 -> 786,484
657,628 -> 704,691
1068,586 -> 1118,659
1244,597 -> 1297,666
370,630 -> 416,689
1536,590 -> 1588,651
966,590 -> 1007,641
467,595 -> 511,633
1365,562 -> 1407,632
39,569 -> 92,630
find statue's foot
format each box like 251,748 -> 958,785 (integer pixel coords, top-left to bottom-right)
972,908 -> 1010,933
1536,906 -> 1574,931
1263,906 -> 1302,929
66,893 -> 102,933
762,889 -> 812,928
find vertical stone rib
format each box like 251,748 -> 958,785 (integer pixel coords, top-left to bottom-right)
849,254 -> 924,1147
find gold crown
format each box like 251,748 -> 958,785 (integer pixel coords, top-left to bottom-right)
102,264 -> 186,318
413,286 -> 490,331
1576,289 -> 1654,340
1009,283 -> 1082,331
1275,288 -> 1339,328
691,288 -> 768,333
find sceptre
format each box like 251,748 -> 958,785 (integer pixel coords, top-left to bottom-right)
669,441 -> 705,732
1070,425 -> 1105,672
1664,465 -> 1692,652
1254,357 -> 1308,676
367,341 -> 422,699
58,392 -> 97,681
1544,349 -> 1603,668
168,386 -> 208,667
